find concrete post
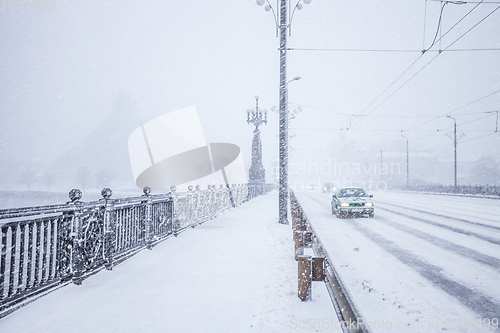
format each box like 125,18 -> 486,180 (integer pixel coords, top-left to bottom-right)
303,231 -> 313,248
312,257 -> 325,281
293,230 -> 303,261
298,254 -> 312,301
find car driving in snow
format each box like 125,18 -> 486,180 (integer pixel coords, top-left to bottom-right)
331,187 -> 374,218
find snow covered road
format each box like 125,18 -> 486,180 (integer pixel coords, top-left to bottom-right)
295,191 -> 500,332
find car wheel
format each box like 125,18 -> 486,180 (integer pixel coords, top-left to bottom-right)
368,212 -> 374,218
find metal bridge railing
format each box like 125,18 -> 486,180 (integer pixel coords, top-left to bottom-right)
394,184 -> 500,198
0,183 -> 250,318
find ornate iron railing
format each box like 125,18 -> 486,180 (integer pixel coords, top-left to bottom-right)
0,183 -> 249,318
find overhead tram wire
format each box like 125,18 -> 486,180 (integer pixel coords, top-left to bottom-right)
288,102 -> 498,118
292,2 -> 500,165
428,0 -> 500,3
291,2 -> 500,158
347,3 -> 500,134
373,110 -> 496,149
287,48 -> 500,52
424,0 -> 484,52
371,88 -> 500,145
424,131 -> 499,152
292,113 -> 495,133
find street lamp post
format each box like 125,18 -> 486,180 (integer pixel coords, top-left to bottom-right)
247,96 -> 268,198
401,135 -> 409,190
255,0 -> 312,224
446,115 -> 458,191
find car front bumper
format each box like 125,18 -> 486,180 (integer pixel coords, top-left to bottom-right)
339,207 -> 374,214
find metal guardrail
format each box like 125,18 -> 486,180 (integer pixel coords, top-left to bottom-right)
393,184 -> 500,197
290,190 -> 368,333
0,183 -> 250,318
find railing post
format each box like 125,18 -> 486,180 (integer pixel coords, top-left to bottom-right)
68,189 -> 84,285
210,184 -> 216,219
187,185 -> 194,226
143,187 -> 153,250
101,188 -> 115,271
170,186 -> 180,236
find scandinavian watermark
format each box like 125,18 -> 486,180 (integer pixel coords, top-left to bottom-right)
1,0 -> 55,11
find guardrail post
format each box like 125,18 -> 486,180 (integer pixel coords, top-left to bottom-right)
303,231 -> 313,247
143,187 -> 153,250
68,189 -> 84,285
312,257 -> 325,281
101,188 -> 115,271
298,254 -> 312,301
293,230 -> 303,261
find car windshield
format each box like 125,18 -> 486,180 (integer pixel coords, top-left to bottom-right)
337,188 -> 367,198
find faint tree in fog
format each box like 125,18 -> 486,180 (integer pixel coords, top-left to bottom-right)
76,166 -> 91,191
42,170 -> 56,191
19,168 -> 37,191
96,169 -> 113,188
470,156 -> 500,185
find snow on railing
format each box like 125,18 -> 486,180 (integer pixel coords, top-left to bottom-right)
0,183 -> 250,318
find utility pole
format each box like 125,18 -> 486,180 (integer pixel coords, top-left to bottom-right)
401,135 -> 409,190
255,0 -> 311,224
446,115 -> 458,191
278,0 -> 289,224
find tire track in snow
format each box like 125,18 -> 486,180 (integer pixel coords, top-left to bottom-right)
377,204 -> 500,246
302,193 -> 500,320
376,200 -> 500,229
373,215 -> 500,271
349,220 -> 500,321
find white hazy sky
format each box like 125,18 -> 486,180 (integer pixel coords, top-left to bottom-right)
1,0 -> 499,188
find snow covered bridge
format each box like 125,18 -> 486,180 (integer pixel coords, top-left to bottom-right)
0,190 -> 336,333
1,187 -> 499,332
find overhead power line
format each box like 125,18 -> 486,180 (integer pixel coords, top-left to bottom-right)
347,3 -> 500,133
287,48 -> 500,52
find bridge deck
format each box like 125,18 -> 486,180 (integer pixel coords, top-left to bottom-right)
0,191 -> 336,333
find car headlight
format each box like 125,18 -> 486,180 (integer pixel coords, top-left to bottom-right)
365,202 -> 373,207
341,202 -> 349,207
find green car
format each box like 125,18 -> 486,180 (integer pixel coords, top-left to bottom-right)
331,187 -> 374,218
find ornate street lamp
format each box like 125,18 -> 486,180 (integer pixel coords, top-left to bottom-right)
255,0 -> 312,224
247,96 -> 268,198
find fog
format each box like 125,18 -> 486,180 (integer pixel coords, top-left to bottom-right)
1,0 -> 499,195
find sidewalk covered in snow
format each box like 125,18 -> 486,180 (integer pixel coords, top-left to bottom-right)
0,192 -> 337,333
